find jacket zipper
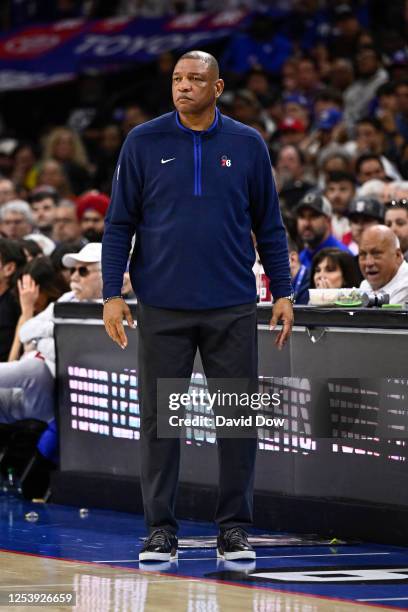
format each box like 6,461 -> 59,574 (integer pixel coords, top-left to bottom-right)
193,133 -> 202,196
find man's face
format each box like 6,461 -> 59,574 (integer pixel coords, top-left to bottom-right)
357,49 -> 379,77
1,211 -> 32,239
358,159 -> 386,184
356,123 -> 382,153
350,215 -> 378,245
81,210 -> 105,242
297,208 -> 330,248
385,208 -> 408,252
359,233 -> 402,290
31,198 -> 56,230
325,180 -> 355,214
0,180 -> 16,206
53,206 -> 81,242
280,130 -> 305,146
172,58 -> 223,115
276,146 -> 303,182
396,84 -> 408,116
69,262 -> 102,300
297,60 -> 318,90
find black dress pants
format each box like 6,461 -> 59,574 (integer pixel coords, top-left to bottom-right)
136,300 -> 258,535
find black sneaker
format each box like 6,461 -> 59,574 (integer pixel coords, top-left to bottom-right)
217,527 -> 256,561
139,529 -> 178,562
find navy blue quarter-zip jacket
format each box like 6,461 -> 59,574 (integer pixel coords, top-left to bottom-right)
102,108 -> 291,309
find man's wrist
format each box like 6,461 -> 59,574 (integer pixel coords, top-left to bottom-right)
275,292 -> 295,305
103,295 -> 124,305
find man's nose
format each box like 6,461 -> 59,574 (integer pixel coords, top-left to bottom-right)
178,78 -> 191,90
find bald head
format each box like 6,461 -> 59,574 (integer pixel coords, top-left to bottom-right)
361,225 -> 400,249
359,224 -> 403,290
177,50 -> 219,79
172,51 -> 224,119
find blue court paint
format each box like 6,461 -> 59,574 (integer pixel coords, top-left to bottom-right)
1,493 -> 408,610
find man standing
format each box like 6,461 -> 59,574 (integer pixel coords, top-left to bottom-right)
102,51 -> 293,562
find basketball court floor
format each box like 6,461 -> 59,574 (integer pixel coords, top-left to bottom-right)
1,493 -> 408,611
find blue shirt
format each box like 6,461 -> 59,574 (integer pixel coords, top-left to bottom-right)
299,235 -> 351,269
102,109 -> 292,310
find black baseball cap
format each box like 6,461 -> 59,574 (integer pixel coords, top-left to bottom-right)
349,196 -> 384,221
295,192 -> 333,218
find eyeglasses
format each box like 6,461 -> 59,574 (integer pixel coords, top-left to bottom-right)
70,266 -> 92,277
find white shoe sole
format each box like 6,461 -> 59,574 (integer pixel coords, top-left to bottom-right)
139,551 -> 178,562
217,549 -> 256,561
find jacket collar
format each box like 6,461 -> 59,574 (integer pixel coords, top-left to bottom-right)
175,107 -> 220,135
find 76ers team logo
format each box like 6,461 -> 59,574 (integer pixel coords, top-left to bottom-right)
221,155 -> 231,167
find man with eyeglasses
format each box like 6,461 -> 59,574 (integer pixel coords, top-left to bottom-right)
0,200 -> 34,240
0,243 -> 103,424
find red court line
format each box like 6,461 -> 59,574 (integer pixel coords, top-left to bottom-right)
0,547 -> 406,612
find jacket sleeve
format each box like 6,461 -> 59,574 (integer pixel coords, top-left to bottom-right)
102,132 -> 143,300
249,137 -> 292,299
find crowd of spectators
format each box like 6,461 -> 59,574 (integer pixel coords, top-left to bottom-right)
0,0 -> 408,427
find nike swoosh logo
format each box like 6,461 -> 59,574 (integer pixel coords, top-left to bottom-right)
161,157 -> 175,164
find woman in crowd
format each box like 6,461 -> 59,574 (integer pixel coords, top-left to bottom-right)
310,247 -> 362,290
42,127 -> 92,195
7,257 -> 69,361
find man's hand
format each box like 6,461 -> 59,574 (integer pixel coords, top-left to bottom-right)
103,298 -> 136,349
269,298 -> 294,350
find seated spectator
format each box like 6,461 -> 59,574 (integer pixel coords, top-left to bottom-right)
0,239 -> 26,361
385,200 -> 408,261
0,200 -> 34,239
22,233 -> 55,257
220,14 -> 293,77
50,240 -> 83,285
325,171 -> 355,241
275,145 -> 314,209
345,117 -> 402,181
19,238 -> 43,262
77,191 -> 110,243
295,192 -> 350,268
0,243 -> 103,424
276,117 -> 307,147
28,186 -> 59,239
310,247 -> 362,290
42,127 -> 91,196
359,225 -> 408,304
343,195 -> 384,254
11,142 -> 38,193
93,124 -> 123,194
52,200 -> 84,245
7,257 -> 69,362
0,178 -> 17,206
36,160 -> 74,199
356,153 -> 388,184
317,147 -> 352,188
395,79 -> 408,146
287,238 -> 309,304
343,46 -> 388,129
357,178 -> 388,202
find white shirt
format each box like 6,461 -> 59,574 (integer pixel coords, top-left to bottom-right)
360,260 -> 408,305
19,291 -> 77,377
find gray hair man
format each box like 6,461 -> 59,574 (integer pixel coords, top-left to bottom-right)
0,200 -> 34,240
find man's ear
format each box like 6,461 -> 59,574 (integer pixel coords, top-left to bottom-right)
215,78 -> 224,98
